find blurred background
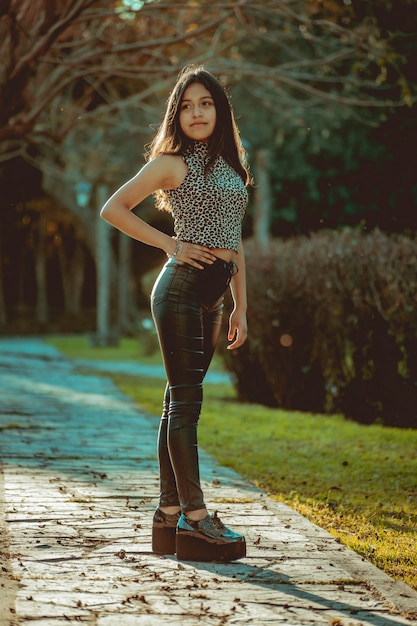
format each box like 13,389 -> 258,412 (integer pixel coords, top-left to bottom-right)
1,0 -> 417,426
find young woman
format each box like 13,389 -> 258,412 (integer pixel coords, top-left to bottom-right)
100,65 -> 251,562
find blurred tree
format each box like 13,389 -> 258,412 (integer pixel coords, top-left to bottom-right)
1,0 -> 416,331
229,0 -> 417,236
0,0 -> 244,163
1,0 -> 414,165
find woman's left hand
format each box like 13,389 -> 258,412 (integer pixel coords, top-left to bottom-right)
227,309 -> 247,350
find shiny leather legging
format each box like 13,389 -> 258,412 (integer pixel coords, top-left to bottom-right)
150,256 -> 236,512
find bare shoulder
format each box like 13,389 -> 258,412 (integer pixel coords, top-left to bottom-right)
150,154 -> 188,190
108,154 -> 187,210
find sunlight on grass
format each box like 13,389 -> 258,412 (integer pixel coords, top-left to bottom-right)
47,336 -> 417,591
47,335 -> 163,364
113,373 -> 417,591
47,334 -> 224,370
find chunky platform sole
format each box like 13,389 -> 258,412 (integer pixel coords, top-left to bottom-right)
152,525 -> 177,555
176,533 -> 246,562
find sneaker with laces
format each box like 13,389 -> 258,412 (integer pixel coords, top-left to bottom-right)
176,511 -> 246,562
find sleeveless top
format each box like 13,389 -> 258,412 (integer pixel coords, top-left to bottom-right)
165,141 -> 248,252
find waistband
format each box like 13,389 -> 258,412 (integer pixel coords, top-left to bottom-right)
210,256 -> 238,275
167,256 -> 238,275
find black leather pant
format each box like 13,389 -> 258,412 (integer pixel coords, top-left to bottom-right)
150,256 -> 237,512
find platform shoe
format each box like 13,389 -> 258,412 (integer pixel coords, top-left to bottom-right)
152,508 -> 181,554
176,511 -> 246,562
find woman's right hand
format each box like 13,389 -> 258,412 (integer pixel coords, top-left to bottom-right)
172,241 -> 217,270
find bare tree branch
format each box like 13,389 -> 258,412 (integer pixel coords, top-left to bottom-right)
9,0 -> 97,81
1,0 -> 415,164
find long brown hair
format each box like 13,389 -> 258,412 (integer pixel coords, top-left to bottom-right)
148,65 -> 251,212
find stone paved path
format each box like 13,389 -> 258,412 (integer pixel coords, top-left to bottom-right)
1,337 -> 416,626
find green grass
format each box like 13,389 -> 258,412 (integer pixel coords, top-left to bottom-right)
46,335 -> 164,365
46,335 -> 224,369
48,335 -> 417,591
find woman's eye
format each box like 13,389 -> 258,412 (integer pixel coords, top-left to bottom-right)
180,100 -> 212,110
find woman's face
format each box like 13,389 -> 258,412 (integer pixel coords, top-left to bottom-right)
179,82 -> 216,142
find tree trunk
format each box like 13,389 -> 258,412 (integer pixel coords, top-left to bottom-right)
71,240 -> 85,316
94,184 -> 115,346
59,238 -> 85,316
35,214 -> 48,324
253,149 -> 271,251
18,245 -> 26,310
0,236 -> 6,325
117,231 -> 131,335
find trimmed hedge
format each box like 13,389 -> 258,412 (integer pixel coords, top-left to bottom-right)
223,229 -> 417,428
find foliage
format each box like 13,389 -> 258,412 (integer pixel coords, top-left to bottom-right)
0,0 -> 227,162
1,0 -> 416,330
231,0 -> 417,236
239,103 -> 417,237
1,0 -> 415,166
222,230 -> 417,427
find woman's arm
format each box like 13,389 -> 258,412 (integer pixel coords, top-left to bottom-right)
101,156 -> 179,255
227,238 -> 248,349
100,156 -> 216,268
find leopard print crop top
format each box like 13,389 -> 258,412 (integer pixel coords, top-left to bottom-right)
165,141 -> 248,252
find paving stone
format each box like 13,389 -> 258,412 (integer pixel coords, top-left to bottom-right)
1,337 -> 417,625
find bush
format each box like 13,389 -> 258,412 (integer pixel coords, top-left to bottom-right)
223,229 -> 417,428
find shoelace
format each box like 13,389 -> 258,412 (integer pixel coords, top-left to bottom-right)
211,511 -> 225,529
